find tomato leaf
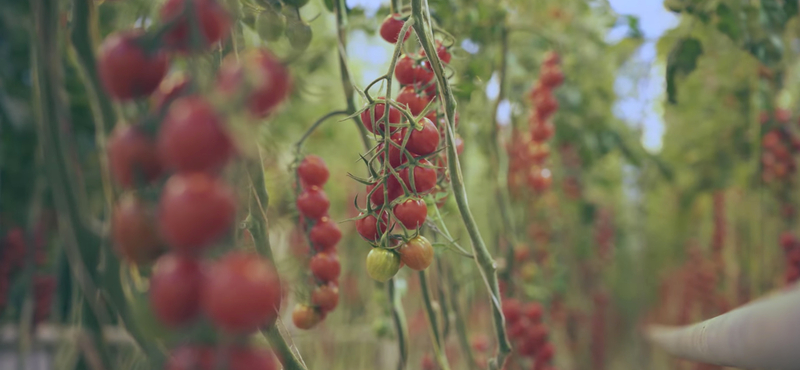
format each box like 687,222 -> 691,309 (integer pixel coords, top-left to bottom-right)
665,37 -> 703,104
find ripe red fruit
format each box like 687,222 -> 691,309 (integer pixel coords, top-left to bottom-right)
296,186 -> 330,220
523,302 -> 544,323
395,56 -> 417,85
97,31 -> 168,100
542,51 -> 560,67
507,320 -> 527,340
535,342 -> 555,363
149,254 -> 204,327
530,144 -> 550,164
216,49 -> 292,118
202,252 -> 282,333
393,198 -> 427,229
762,131 -> 781,150
534,92 -> 559,121
112,194 -> 163,264
107,124 -> 163,188
309,216 -> 342,252
311,282 -> 339,312
361,101 -> 403,134
540,66 -> 564,88
292,304 -> 321,329
377,131 -> 408,168
397,86 -> 428,116
780,231 -> 797,251
400,159 -> 437,194
151,72 -> 192,112
164,346 -> 215,370
398,235 -> 434,270
158,96 -> 233,173
531,121 -> 555,143
415,61 -> 436,87
502,298 -> 523,323
298,155 -> 329,187
405,118 -> 440,156
310,252 -> 341,282
527,168 -> 552,192
226,347 -> 278,370
160,0 -> 231,52
159,173 -> 236,252
420,41 -> 452,64
379,14 -> 410,44
356,212 -> 390,241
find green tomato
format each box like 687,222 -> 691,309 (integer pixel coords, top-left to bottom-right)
366,247 -> 401,282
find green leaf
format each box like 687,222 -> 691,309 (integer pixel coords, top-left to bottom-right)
256,8 -> 286,42
323,0 -> 335,12
666,37 -> 703,104
715,3 -> 741,42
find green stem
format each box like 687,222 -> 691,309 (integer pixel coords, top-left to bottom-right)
264,325 -> 307,370
443,261 -> 479,369
295,110 -> 349,150
334,0 -> 371,151
410,0 -> 511,368
419,269 -> 451,370
388,279 -> 409,370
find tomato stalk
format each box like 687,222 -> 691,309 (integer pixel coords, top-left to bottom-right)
410,0 -> 512,368
334,0 -> 372,152
419,269 -> 452,370
388,279 -> 409,370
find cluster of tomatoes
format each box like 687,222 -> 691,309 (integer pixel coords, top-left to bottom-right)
99,0 -> 292,367
557,144 -> 583,200
0,222 -> 54,325
291,155 -> 342,329
779,232 -> 800,283
590,291 -> 609,370
348,13 -> 456,282
501,299 -> 556,370
507,51 -> 563,198
593,208 -> 614,262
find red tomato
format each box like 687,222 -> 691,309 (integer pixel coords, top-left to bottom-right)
202,252 -> 282,333
355,212 -> 391,241
535,342 -> 555,363
395,56 -> 417,85
540,66 -> 564,88
531,121 -> 554,143
298,155 -> 329,187
527,168 -> 552,192
151,72 -> 192,112
226,347 -> 278,370
393,198 -> 427,229
534,92 -> 559,121
158,96 -> 233,173
97,31 -> 168,100
397,86 -> 428,116
164,346 -> 215,370
379,14 -> 410,44
216,49 -> 292,118
420,40 -> 452,64
112,194 -> 163,264
149,254 -> 204,327
107,124 -> 163,188
309,216 -> 341,252
309,252 -> 340,282
158,173 -> 236,253
377,131 -> 407,168
530,144 -> 550,164
296,186 -> 330,220
762,130 -> 781,149
400,159 -> 437,194
160,0 -> 231,53
542,50 -> 560,66
311,282 -> 339,312
780,231 -> 797,251
415,61 -> 436,86
368,174 -> 404,207
360,101 -> 402,134
523,302 -> 543,323
292,304 -> 321,329
405,117 -> 440,156
398,235 -> 434,270
502,298 -> 523,323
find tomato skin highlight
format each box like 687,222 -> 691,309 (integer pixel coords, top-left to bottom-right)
157,96 -> 233,173
160,0 -> 232,53
202,252 -> 283,333
296,186 -> 330,220
310,252 -> 341,283
309,216 -> 342,252
298,155 -> 329,187
366,247 -> 401,282
158,173 -> 237,253
149,254 -> 204,327
107,124 -> 163,188
393,198 -> 427,229
379,14 -> 410,44
112,194 -> 164,264
398,235 -> 434,270
311,282 -> 340,312
97,31 -> 168,100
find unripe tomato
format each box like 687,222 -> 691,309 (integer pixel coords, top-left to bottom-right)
292,304 -> 321,329
97,31 -> 168,100
298,155 -> 329,187
310,252 -> 340,282
400,159 -> 437,194
160,0 -> 232,53
396,86 -> 428,116
151,72 -> 192,113
157,96 -> 233,173
112,194 -> 163,264
107,124 -> 163,188
360,101 -> 402,134
355,212 -> 391,241
398,235 -> 434,270
309,216 -> 341,252
311,282 -> 339,312
149,254 -> 204,327
379,14 -> 410,44
366,247 -> 401,282
216,49 -> 292,118
159,173 -> 236,253
202,252 -> 283,333
393,198 -> 427,229
405,117 -> 440,156
296,186 -> 330,220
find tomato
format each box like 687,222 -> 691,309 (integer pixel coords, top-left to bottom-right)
216,49 -> 292,118
397,86 -> 428,116
158,96 -> 233,173
523,302 -> 543,323
379,14 -> 410,44
540,66 -> 564,88
529,82 -> 548,103
502,298 -> 522,323
542,50 -> 560,66
404,117 -> 440,156
165,346 -> 277,370
149,254 -> 204,327
377,131 -> 407,168
780,231 -> 797,251
762,130 -> 781,149
296,186 -> 330,220
107,124 -> 163,188
202,252 -> 282,333
365,247 -> 401,282
165,346 -> 215,370
393,199 -> 427,229
400,159 -> 437,194
455,134 -> 465,155
415,61 -> 436,87
292,304 -> 322,329
158,173 -> 236,253
309,252 -> 340,282
311,282 -> 339,312
112,194 -> 163,264
420,40 -> 452,64
395,56 -> 417,85
226,347 -> 278,370
151,72 -> 191,113
534,92 -> 559,121
527,168 -> 552,192
530,121 -> 554,143
355,212 -> 391,241
298,155 -> 329,187
160,0 -> 231,53
398,235 -> 434,270
535,342 -> 555,363
309,216 -> 341,252
368,174 -> 404,207
97,31 -> 168,100
530,144 -> 550,164
507,320 -> 527,340
360,101 -> 402,134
